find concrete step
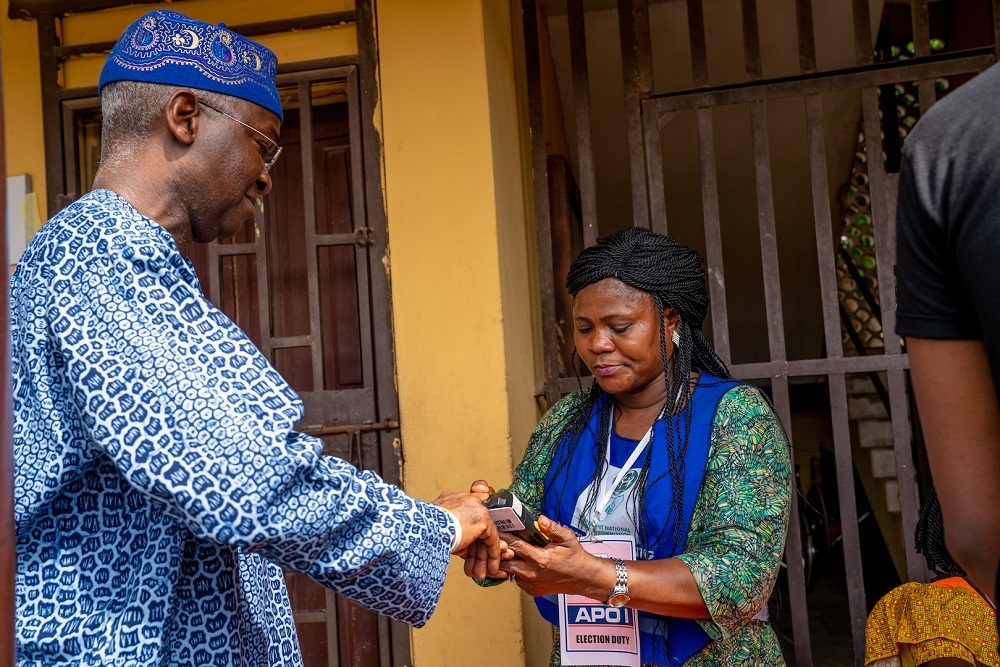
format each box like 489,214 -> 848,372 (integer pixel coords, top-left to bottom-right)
857,419 -> 893,449
846,372 -> 888,397
848,394 -> 889,420
870,447 -> 897,479
884,479 -> 901,514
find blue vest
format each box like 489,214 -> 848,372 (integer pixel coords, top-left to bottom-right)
537,374 -> 737,666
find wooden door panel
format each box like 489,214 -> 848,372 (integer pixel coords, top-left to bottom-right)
285,573 -> 381,667
274,346 -> 316,393
316,431 -> 381,472
220,253 -> 262,347
297,388 -> 376,430
317,245 -> 363,389
266,137 -> 310,344
315,145 -> 354,235
336,599 -> 380,667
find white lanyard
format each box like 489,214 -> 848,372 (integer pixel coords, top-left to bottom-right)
590,411 -> 655,525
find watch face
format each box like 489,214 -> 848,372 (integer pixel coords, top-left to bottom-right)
607,593 -> 630,608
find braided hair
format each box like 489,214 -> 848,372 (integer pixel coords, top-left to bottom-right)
552,227 -> 732,555
915,486 -> 964,579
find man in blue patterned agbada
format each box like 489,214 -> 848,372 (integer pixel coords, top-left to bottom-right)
10,10 -> 503,666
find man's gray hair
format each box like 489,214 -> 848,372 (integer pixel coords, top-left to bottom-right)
99,80 -> 229,166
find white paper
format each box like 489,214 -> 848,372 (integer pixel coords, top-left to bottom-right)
6,175 -> 32,264
558,538 -> 640,666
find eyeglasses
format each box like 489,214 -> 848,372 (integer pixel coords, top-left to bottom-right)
197,98 -> 283,173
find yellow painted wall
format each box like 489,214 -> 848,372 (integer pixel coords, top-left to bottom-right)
483,2 -> 552,664
1,0 -> 45,220
377,0 -> 537,664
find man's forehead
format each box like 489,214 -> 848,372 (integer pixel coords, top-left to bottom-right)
245,101 -> 282,141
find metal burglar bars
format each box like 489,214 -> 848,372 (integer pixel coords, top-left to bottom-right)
641,4 -> 994,666
524,0 -> 562,408
567,0 -> 598,248
523,0 -> 1000,665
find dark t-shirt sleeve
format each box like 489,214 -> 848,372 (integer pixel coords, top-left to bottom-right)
895,149 -> 982,340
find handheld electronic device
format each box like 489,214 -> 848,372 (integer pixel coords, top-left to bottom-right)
484,490 -> 552,547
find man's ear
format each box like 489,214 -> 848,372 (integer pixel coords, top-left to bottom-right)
165,90 -> 201,147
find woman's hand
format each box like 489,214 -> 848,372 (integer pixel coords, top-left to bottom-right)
499,515 -> 616,601
493,515 -> 711,618
469,479 -> 494,500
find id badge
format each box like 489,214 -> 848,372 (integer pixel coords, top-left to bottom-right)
558,538 -> 640,666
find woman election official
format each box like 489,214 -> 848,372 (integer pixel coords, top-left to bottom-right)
469,228 -> 791,666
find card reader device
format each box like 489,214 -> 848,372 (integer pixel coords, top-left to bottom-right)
484,490 -> 552,547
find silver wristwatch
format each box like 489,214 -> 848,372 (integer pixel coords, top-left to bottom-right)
606,557 -> 630,607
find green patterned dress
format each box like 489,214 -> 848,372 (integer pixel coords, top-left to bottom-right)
509,384 -> 791,666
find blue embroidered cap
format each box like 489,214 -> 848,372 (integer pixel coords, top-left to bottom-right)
99,10 -> 282,121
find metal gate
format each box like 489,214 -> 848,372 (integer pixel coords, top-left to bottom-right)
522,0 -> 1000,664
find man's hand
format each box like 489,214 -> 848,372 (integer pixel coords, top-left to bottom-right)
459,480 -> 519,581
433,491 -> 502,578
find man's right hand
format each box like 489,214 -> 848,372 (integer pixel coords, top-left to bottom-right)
433,490 -> 502,579
459,480 -> 521,582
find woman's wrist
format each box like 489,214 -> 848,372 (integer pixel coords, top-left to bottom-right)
580,553 -> 620,602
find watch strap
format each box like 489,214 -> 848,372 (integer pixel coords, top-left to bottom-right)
609,557 -> 628,598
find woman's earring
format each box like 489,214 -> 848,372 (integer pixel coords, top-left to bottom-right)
671,329 -> 681,347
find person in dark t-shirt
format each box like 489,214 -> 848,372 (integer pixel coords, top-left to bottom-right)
896,59 -> 1000,628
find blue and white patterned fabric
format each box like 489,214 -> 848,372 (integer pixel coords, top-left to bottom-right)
11,189 -> 456,666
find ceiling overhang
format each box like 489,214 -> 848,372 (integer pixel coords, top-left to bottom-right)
8,0 -> 177,20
